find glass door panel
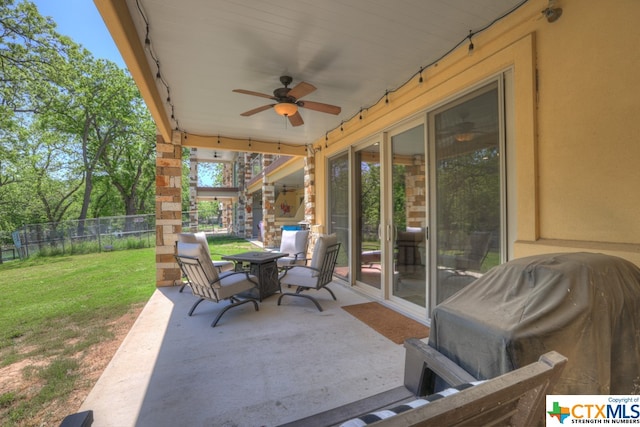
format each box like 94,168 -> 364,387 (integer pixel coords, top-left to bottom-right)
390,125 -> 427,307
432,81 -> 502,305
328,153 -> 349,279
355,145 -> 382,289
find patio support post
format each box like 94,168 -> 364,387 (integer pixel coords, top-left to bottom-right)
222,162 -> 233,231
406,156 -> 426,229
243,153 -> 253,238
236,154 -> 247,236
262,154 -> 276,248
188,147 -> 198,232
155,131 -> 182,287
304,149 -> 316,253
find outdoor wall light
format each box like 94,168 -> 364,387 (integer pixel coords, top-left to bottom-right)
273,102 -> 298,117
542,1 -> 563,23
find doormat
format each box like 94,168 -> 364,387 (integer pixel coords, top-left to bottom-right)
341,302 -> 430,344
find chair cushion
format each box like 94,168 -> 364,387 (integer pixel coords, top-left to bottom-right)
215,271 -> 259,299
178,232 -> 210,256
339,381 -> 485,427
280,229 -> 309,257
310,234 -> 337,269
179,232 -> 233,272
278,266 -> 320,289
176,241 -> 219,282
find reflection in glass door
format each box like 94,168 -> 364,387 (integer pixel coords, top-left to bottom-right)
390,125 -> 427,307
328,153 -> 349,279
432,81 -> 503,306
355,144 -> 382,289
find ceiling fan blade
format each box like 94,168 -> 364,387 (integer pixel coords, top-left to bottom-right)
298,100 -> 341,115
240,104 -> 274,116
232,89 -> 276,100
287,81 -> 316,100
288,111 -> 304,127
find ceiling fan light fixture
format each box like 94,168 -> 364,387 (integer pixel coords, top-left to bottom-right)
455,132 -> 475,142
454,121 -> 476,142
274,102 -> 298,117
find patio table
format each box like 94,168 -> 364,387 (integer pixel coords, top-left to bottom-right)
221,251 -> 286,300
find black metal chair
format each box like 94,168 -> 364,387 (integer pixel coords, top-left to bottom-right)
176,232 -> 234,292
277,234 -> 340,312
175,241 -> 260,327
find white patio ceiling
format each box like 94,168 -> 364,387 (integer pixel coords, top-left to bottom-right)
99,0 -> 529,149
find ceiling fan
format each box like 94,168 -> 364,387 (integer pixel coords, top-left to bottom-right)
232,76 -> 341,127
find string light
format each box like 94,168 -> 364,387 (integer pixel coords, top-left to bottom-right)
139,0 -> 527,149
319,1 -> 528,140
136,0 -> 180,130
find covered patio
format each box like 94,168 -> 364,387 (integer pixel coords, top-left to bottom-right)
85,0 -> 640,422
79,283 -> 411,426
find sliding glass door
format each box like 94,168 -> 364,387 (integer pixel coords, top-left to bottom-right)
328,153 -> 349,279
331,77 -> 507,319
355,142 -> 382,290
431,81 -> 503,306
389,124 -> 427,307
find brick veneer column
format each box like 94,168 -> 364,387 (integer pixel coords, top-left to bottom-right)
406,155 -> 426,229
221,163 -> 232,231
155,131 -> 182,287
236,154 -> 246,236
188,148 -> 198,232
304,149 -> 315,227
261,155 -> 276,247
304,149 -> 317,253
243,153 -> 253,238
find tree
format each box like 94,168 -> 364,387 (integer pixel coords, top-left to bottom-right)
100,101 -> 156,226
0,1 -> 157,235
0,0 -> 69,116
23,125 -> 84,227
41,51 -> 152,234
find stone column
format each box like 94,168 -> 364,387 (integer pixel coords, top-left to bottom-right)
221,162 -> 232,231
262,181 -> 275,248
304,149 -> 316,227
236,155 -> 247,237
243,153 -> 254,238
304,149 -> 317,252
188,148 -> 198,231
155,131 -> 182,287
406,155 -> 426,229
261,154 -> 276,247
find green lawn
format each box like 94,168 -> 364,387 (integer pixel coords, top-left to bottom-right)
0,234 -> 256,425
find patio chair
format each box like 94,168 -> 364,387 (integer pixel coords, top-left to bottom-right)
175,241 -> 260,327
279,338 -> 567,427
273,229 -> 310,269
177,232 -> 234,292
277,234 -> 340,312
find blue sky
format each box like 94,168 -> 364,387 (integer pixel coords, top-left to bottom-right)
30,0 -> 126,69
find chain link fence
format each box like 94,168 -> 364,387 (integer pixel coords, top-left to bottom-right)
0,211 -> 231,263
4,215 -> 156,261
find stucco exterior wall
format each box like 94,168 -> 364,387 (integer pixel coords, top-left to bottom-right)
313,0 -> 640,265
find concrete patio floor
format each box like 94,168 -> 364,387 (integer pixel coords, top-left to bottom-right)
79,281 -> 417,426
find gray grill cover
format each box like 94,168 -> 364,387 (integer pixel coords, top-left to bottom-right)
429,252 -> 640,394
